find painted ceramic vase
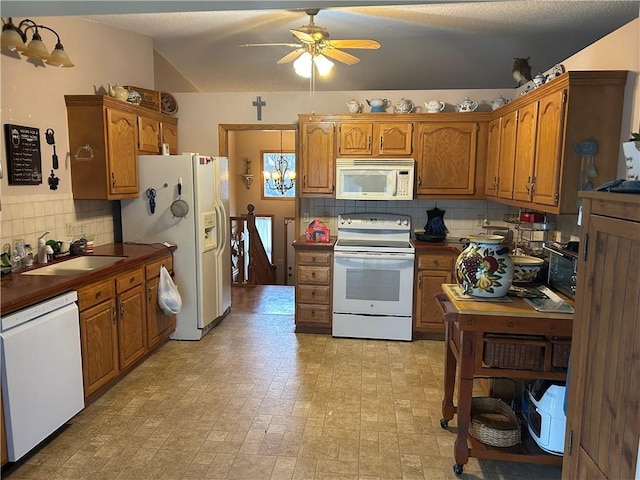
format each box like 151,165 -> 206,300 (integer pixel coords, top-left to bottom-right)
455,235 -> 514,297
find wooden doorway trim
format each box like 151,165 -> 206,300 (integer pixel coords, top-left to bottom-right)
218,124 -> 297,157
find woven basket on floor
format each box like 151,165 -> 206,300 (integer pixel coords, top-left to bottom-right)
469,397 -> 521,447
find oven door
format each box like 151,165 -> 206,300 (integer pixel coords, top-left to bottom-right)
333,251 -> 414,316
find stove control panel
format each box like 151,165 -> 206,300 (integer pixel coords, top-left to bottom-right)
338,213 -> 411,230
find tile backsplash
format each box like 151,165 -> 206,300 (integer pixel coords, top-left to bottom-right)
1,193 -> 115,252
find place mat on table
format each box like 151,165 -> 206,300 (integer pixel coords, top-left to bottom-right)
447,284 -> 513,303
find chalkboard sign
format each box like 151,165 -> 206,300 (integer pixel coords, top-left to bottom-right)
4,123 -> 42,185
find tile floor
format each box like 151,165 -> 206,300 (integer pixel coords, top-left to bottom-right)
2,286 -> 562,480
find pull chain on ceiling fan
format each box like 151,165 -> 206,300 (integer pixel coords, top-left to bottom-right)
240,8 -> 380,78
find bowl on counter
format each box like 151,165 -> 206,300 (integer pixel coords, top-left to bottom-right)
414,231 -> 446,243
510,255 -> 546,283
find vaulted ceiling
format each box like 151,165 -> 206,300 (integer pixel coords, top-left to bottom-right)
4,1 -> 639,92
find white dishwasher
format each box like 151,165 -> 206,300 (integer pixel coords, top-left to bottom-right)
1,291 -> 84,462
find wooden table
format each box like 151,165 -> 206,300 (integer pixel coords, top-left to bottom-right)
437,284 -> 574,476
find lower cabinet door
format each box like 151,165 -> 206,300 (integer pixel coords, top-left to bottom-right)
118,284 -> 147,370
80,300 -> 118,397
415,270 -> 452,336
146,277 -> 176,348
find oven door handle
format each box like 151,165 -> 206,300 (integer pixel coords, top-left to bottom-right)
334,251 -> 414,260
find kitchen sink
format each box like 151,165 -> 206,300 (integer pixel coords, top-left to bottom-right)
21,255 -> 127,276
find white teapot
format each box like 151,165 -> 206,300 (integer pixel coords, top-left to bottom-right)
425,99 -> 445,113
393,98 -> 414,114
490,95 -> 510,111
346,100 -> 362,114
456,97 -> 478,113
108,84 -> 129,101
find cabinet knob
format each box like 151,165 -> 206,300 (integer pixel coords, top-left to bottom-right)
129,276 -> 135,284
95,291 -> 102,299
111,172 -> 116,187
311,272 -> 316,278
433,260 -> 439,266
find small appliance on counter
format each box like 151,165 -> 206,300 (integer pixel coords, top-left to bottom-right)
526,379 -> 567,455
544,243 -> 579,300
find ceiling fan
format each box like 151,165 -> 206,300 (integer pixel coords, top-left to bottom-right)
241,9 -> 380,76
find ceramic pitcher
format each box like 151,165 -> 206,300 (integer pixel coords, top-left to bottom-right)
455,235 -> 514,297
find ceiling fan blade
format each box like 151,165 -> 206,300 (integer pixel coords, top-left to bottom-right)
240,43 -> 302,48
290,29 -> 315,44
322,48 -> 360,65
277,48 -> 305,64
327,39 -> 381,50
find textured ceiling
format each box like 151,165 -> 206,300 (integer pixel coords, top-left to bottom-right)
12,1 -> 640,92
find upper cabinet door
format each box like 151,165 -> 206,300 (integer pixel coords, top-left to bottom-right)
497,110 -> 518,200
299,121 -> 335,196
417,122 -> 478,195
138,116 -> 160,153
485,117 -> 501,197
106,108 -> 139,197
338,122 -> 373,155
378,122 -> 413,156
512,102 -> 539,202
532,89 -> 566,207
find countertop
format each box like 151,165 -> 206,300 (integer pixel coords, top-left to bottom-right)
1,242 -> 175,315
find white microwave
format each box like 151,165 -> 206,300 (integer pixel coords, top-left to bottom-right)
335,158 -> 415,200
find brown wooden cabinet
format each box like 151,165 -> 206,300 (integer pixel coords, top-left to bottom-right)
77,253 -> 175,399
416,121 -> 482,196
65,95 -> 179,200
160,120 -> 179,154
338,121 -> 413,156
78,279 -> 118,397
413,247 -> 457,339
145,255 -> 176,348
293,239 -> 333,333
487,71 -> 626,214
115,268 -> 147,370
298,118 -> 336,197
485,111 -> 518,199
562,192 -> 640,480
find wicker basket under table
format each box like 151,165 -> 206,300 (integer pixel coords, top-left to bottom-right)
469,397 -> 521,448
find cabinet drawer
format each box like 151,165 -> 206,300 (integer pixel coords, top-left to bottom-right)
115,268 -> 144,294
296,304 -> 331,324
297,284 -> 331,304
417,253 -> 455,271
297,251 -> 332,266
145,255 -> 173,280
297,266 -> 331,285
78,279 -> 114,311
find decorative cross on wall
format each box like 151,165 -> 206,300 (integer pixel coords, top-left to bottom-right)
252,96 -> 266,121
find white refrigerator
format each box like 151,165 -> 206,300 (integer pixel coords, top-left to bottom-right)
120,154 -> 231,340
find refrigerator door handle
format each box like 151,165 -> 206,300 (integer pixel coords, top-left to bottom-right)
214,201 -> 227,256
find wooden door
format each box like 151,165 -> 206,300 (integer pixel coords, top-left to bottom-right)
417,122 -> 477,195
146,277 -> 176,348
485,117 -> 501,197
118,284 -> 147,370
415,269 -> 451,334
299,121 -> 335,196
138,116 -> 160,153
80,300 -> 118,397
161,122 -> 179,154
512,102 -> 539,201
497,110 -> 518,200
563,210 -> 640,480
377,122 -> 413,155
106,108 -> 139,197
338,122 -> 373,155
532,89 -> 566,207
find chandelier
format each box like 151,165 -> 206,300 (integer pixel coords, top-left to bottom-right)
263,131 -> 295,195
1,17 -> 74,67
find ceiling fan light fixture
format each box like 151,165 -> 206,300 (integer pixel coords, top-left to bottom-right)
294,52 -> 313,78
314,54 -> 333,76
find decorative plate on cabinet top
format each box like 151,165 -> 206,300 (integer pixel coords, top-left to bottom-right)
161,92 -> 178,115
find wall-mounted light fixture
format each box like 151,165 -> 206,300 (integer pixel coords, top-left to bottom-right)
1,17 -> 74,67
241,158 -> 254,189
